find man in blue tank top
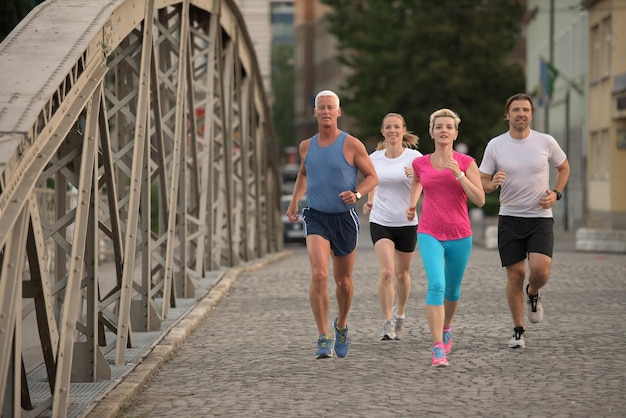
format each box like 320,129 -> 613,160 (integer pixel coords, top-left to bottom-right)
286,90 -> 378,359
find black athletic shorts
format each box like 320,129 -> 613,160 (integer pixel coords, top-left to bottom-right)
369,222 -> 417,253
498,215 -> 554,267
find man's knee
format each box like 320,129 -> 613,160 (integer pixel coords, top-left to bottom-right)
529,265 -> 550,282
311,268 -> 328,284
506,262 -> 526,282
529,254 -> 552,280
335,275 -> 353,290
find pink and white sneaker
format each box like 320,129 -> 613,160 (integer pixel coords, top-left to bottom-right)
431,345 -> 449,367
443,329 -> 453,355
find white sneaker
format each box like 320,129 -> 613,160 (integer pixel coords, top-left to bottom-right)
392,306 -> 405,340
380,319 -> 396,340
526,284 -> 544,323
508,327 -> 526,349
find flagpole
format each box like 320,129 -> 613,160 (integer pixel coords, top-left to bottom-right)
546,0 -> 554,133
564,88 -> 570,231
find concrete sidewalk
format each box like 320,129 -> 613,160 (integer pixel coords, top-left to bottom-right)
86,229 -> 626,417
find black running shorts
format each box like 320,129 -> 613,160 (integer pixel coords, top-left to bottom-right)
369,222 -> 417,253
498,215 -> 554,267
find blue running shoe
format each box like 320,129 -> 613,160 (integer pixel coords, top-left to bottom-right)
316,334 -> 333,359
333,318 -> 349,358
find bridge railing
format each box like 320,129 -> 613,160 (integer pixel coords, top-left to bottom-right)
0,0 -> 282,415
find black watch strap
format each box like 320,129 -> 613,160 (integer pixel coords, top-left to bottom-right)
552,189 -> 562,200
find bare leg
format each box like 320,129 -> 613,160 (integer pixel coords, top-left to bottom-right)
332,250 -> 356,329
375,239 -> 396,320
394,250 -> 414,317
505,260 -> 526,328
426,304 -> 445,344
527,252 -> 551,295
443,299 -> 459,328
306,235 -> 332,335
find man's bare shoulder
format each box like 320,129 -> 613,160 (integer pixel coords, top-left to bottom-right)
345,134 -> 366,149
299,137 -> 312,150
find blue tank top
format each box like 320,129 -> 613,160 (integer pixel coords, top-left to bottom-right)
305,131 -> 358,213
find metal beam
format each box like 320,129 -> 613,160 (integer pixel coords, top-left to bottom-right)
0,0 -> 280,414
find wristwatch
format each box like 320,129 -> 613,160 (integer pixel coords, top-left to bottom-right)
353,191 -> 362,200
552,189 -> 562,201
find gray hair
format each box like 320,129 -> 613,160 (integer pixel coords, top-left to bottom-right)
315,90 -> 340,108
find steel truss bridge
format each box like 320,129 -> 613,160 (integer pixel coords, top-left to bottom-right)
0,0 -> 281,416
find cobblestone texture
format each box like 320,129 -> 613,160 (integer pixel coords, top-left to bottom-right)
104,230 -> 626,418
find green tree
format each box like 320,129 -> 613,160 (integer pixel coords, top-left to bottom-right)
271,43 -> 295,155
0,0 -> 43,42
319,0 -> 525,156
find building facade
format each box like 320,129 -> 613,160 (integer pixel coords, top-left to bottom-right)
584,0 -> 626,230
289,0 -> 624,250
234,0 -> 294,102
520,0 -> 625,250
525,0 -> 588,232
233,0 -> 272,96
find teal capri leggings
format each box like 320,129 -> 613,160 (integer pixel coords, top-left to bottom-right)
418,233 -> 472,306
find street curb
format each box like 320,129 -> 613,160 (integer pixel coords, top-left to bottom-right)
83,250 -> 291,418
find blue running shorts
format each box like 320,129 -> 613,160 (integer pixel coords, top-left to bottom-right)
302,207 -> 360,256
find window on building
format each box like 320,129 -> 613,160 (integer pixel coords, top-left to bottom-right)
591,24 -> 600,82
603,17 -> 611,79
590,131 -> 599,177
271,2 -> 294,46
600,129 -> 610,179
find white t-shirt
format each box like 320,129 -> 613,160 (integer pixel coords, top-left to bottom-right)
369,148 -> 422,226
479,130 -> 567,218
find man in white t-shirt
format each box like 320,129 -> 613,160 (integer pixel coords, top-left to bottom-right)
479,93 -> 570,349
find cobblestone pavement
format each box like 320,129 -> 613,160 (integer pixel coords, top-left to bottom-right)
96,230 -> 626,418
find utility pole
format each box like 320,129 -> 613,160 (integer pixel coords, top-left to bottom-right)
564,88 -> 570,231
545,0 -> 555,133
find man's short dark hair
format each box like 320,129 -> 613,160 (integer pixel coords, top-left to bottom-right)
504,93 -> 534,116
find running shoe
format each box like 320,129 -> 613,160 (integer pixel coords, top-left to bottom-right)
443,329 -> 452,354
315,334 -> 333,359
508,326 -> 526,349
380,319 -> 396,340
431,345 -> 449,367
392,306 -> 405,340
333,318 -> 350,358
526,284 -> 544,323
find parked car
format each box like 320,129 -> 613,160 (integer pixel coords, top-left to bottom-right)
281,163 -> 299,195
281,195 -> 307,243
